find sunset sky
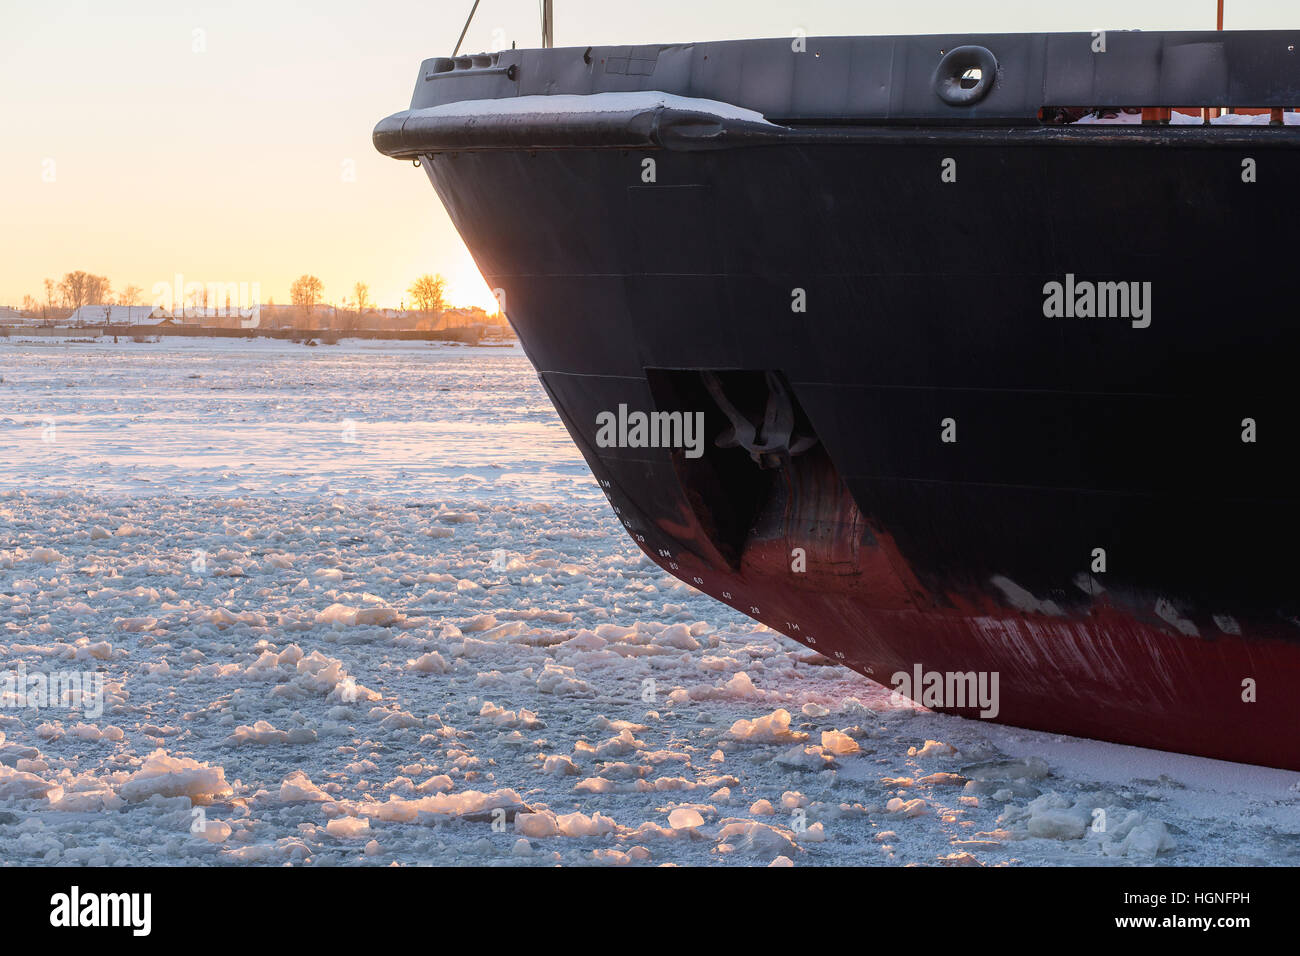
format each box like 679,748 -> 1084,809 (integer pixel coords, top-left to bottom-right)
2,0 -> 1294,311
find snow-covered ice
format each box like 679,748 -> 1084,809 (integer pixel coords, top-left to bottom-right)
0,336 -> 1297,866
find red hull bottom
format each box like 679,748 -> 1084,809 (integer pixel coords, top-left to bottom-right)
667,553 -> 1300,771
587,441 -> 1300,772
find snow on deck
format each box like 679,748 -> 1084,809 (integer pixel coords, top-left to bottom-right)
0,338 -> 1296,866
415,91 -> 774,126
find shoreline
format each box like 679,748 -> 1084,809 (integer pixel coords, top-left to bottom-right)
0,332 -> 520,351
0,325 -> 513,344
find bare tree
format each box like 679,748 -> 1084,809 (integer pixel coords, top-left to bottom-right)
290,274 -> 324,317
407,274 -> 447,314
353,282 -> 371,313
118,284 -> 144,307
58,271 -> 111,311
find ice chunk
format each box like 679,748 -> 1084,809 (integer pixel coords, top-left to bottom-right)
727,709 -> 806,743
821,730 -> 860,755
118,750 -> 232,805
668,807 -> 705,830
279,770 -> 329,802
326,816 -> 371,839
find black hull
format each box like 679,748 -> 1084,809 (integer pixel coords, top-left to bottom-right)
377,32 -> 1300,768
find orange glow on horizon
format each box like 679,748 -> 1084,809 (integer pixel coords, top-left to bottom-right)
4,0 -> 1289,314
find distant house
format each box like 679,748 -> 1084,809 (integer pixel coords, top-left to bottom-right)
66,304 -> 165,326
0,306 -> 39,326
167,306 -> 259,329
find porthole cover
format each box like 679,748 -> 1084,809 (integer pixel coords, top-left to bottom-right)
933,45 -> 998,106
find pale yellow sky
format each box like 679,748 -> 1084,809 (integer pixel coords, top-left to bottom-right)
1,0 -> 1292,311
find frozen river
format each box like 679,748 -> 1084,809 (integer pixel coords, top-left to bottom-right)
0,337 -> 1296,866
2,337 -> 592,502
